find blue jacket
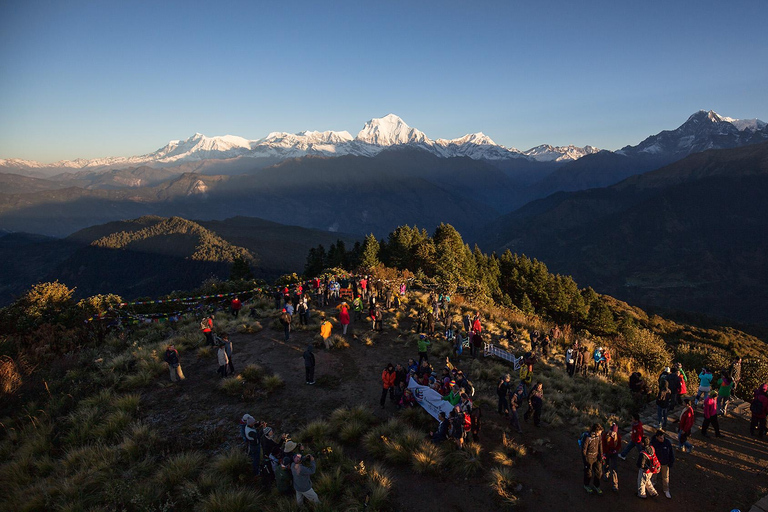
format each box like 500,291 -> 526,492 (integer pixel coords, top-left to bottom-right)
432,419 -> 449,442
650,437 -> 675,466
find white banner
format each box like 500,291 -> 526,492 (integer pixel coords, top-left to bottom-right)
407,378 -> 455,420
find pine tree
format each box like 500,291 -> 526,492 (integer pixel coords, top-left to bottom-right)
359,234 -> 380,270
229,256 -> 254,281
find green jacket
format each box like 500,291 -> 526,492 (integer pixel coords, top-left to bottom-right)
418,338 -> 430,352
442,390 -> 461,406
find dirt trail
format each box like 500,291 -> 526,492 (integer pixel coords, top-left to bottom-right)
140,306 -> 768,512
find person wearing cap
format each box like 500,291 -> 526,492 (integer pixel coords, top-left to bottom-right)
244,417 -> 263,484
279,308 -> 292,341
602,423 -> 622,492
292,453 -> 320,505
650,430 -> 675,499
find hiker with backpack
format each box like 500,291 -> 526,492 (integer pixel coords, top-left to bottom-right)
581,423 -> 605,495
716,371 -> 734,416
636,436 -> 660,498
750,383 -> 768,438
201,314 -> 214,346
650,430 -> 674,499
164,344 -> 185,382
279,308 -> 292,342
701,391 -> 723,438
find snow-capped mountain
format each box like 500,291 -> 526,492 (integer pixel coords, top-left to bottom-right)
522,144 -> 601,162
618,110 -> 768,159
0,114 -> 599,176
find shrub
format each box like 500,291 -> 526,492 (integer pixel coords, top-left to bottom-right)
119,421 -> 159,460
197,346 -> 214,359
445,443 -> 483,477
295,419 -> 332,445
488,466 -> 519,506
199,488 -> 264,512
208,448 -> 250,486
262,374 -> 285,393
112,393 -> 141,415
613,326 -> 671,373
241,364 -> 265,383
314,466 -> 346,500
219,375 -> 244,396
155,451 -> 207,492
332,335 -> 350,349
338,418 -> 367,444
93,410 -> 133,443
411,442 -> 445,474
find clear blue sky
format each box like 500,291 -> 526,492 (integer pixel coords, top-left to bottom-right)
1,0 -> 767,163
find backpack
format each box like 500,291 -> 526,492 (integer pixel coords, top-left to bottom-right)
643,449 -> 661,474
751,397 -> 765,415
577,431 -> 590,448
200,318 -> 209,330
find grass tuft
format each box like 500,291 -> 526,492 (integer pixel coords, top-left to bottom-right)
411,442 -> 445,474
199,488 -> 264,512
262,374 -> 284,393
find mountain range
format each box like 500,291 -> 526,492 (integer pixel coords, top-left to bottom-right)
0,114 -> 599,178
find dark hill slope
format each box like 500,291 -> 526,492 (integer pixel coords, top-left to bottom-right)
483,141 -> 768,326
0,215 -> 358,305
0,148 -> 509,237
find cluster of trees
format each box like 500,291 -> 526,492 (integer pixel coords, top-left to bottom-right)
93,216 -> 254,263
304,224 -> 619,335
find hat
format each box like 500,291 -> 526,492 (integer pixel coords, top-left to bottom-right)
284,440 -> 298,453
664,367 -> 670,373
611,423 -> 618,433
281,456 -> 292,466
655,429 -> 665,437
450,380 -> 456,386
242,413 -> 254,424
246,416 -> 256,427
263,426 -> 273,436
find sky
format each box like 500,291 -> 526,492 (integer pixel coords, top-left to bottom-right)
1,0 -> 767,163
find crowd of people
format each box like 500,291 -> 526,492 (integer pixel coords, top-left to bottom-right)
157,273 -> 768,506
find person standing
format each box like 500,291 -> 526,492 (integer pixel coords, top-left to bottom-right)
730,357 -> 742,394
216,343 -> 229,378
164,344 -> 185,382
750,383 -> 768,438
221,333 -> 234,374
716,372 -> 734,416
231,297 -> 242,318
678,399 -> 695,452
497,374 -> 511,416
509,385 -> 524,434
303,345 -> 315,385
636,437 -> 660,498
338,301 -> 351,335
292,454 -> 320,505
279,308 -> 292,342
417,334 -> 431,364
602,423 -> 622,492
565,344 -> 577,378
525,382 -> 544,427
201,314 -> 214,346
666,367 -> 682,412
701,391 -> 723,438
319,316 -> 333,350
695,367 -> 713,405
353,295 -> 363,322
582,423 -> 604,495
619,413 -> 644,460
380,363 -> 396,408
650,430 -> 675,499
656,379 -> 672,429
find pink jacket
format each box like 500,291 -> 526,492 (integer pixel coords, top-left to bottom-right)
703,397 -> 717,418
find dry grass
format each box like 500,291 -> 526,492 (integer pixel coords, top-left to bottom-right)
332,334 -> 350,349
488,466 -> 520,506
445,443 -> 483,477
240,363 -> 265,383
262,374 -> 284,393
295,419 -> 332,445
199,488 -> 264,512
411,442 -> 445,474
218,375 -> 244,396
197,346 -> 214,359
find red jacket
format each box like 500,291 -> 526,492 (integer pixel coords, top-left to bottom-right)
679,406 -> 695,433
382,369 -> 396,389
602,432 -> 622,455
231,298 -> 242,310
472,318 -> 482,333
630,420 -> 644,444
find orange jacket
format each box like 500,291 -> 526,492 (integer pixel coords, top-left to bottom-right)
381,369 -> 396,389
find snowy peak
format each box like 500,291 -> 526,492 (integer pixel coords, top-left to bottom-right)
355,114 -> 430,145
523,144 -> 601,162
